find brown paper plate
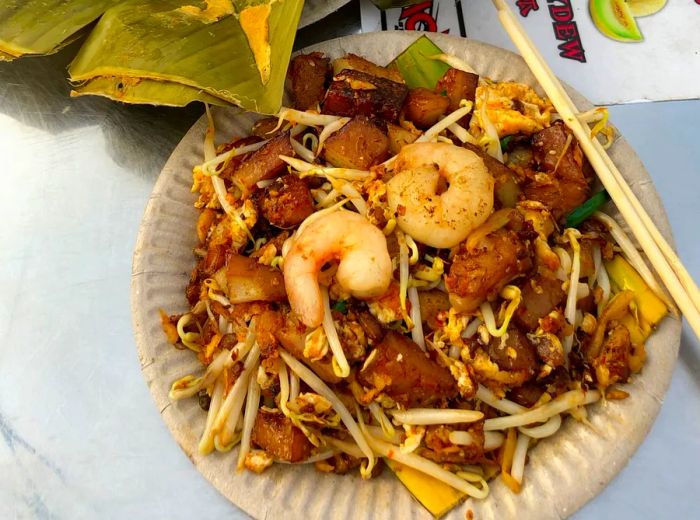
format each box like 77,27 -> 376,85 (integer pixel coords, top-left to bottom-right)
301,1 -> 352,28
131,32 -> 681,520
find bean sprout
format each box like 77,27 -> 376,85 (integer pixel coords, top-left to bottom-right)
407,287 -> 426,351
237,361 -> 261,470
359,419 -> 489,499
273,107 -> 345,131
278,360 -> 290,415
321,286 -> 350,378
476,385 -> 526,415
279,350 -> 375,477
563,229 -> 582,355
198,375 -> 225,455
510,432 -> 530,484
329,178 -> 368,215
428,53 -> 478,74
462,318 -> 482,339
447,122 -> 478,144
280,155 -> 370,181
290,137 -> 316,163
448,430 -> 475,445
593,212 -> 676,314
518,414 -> 562,439
275,450 -> 337,465
484,389 -> 600,431
397,230 -> 412,327
169,348 -> 232,400
303,133 -> 319,153
289,370 -> 300,401
390,408 -> 483,425
484,431 -> 505,451
369,402 -> 395,439
176,313 -> 201,352
417,102 -> 474,144
213,343 -> 261,448
479,286 -> 521,338
322,436 -> 365,459
554,246 -> 572,281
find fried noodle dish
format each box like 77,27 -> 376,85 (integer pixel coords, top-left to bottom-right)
160,38 -> 673,514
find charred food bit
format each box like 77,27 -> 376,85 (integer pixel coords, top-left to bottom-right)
288,52 -> 331,110
214,254 -> 287,303
257,174 -> 314,229
446,229 -> 533,313
251,409 -> 313,462
403,88 -> 450,129
234,133 -> 295,197
322,69 -> 408,122
435,68 -> 479,114
322,116 -> 390,169
331,53 -> 404,83
524,122 -> 591,220
358,331 -> 457,407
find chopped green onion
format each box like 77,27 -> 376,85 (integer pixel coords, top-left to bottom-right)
499,135 -> 514,152
565,190 -> 611,228
332,300 -> 348,314
391,35 -> 449,90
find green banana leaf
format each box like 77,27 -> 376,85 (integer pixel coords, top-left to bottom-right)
71,75 -> 230,107
69,0 -> 303,114
0,0 -> 119,58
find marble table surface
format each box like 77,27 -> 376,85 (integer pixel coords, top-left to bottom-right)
1,8 -> 698,520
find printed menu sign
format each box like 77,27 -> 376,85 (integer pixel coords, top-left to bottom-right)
360,0 -> 700,105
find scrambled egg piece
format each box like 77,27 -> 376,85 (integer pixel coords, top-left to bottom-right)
443,308 -> 469,344
257,358 -> 280,391
229,198 -> 257,250
472,81 -> 553,138
364,179 -> 391,229
448,359 -> 476,399
192,169 -> 218,209
287,393 -> 340,428
400,424 -> 426,454
244,449 -> 274,474
367,282 -> 405,324
287,392 -> 333,415
304,327 -> 329,362
256,242 -> 278,266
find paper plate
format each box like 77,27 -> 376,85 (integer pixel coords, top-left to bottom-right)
131,32 -> 681,520
300,1 -> 352,28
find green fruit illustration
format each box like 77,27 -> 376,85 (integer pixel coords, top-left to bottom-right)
589,0 -> 644,42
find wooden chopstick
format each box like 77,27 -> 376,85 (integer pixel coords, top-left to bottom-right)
490,0 -> 700,339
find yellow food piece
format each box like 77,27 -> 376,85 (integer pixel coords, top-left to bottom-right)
626,0 -> 667,17
605,255 -> 667,343
239,4 -> 272,85
179,0 -> 234,22
159,309 -> 179,344
473,82 -> 553,138
387,460 -> 466,519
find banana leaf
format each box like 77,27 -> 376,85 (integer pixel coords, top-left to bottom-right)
69,0 -> 304,114
0,0 -> 119,58
71,76 -> 231,107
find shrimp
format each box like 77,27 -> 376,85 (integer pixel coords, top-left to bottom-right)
283,210 -> 392,328
386,142 -> 494,249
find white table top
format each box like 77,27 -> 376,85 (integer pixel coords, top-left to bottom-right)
1,45 -> 698,520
